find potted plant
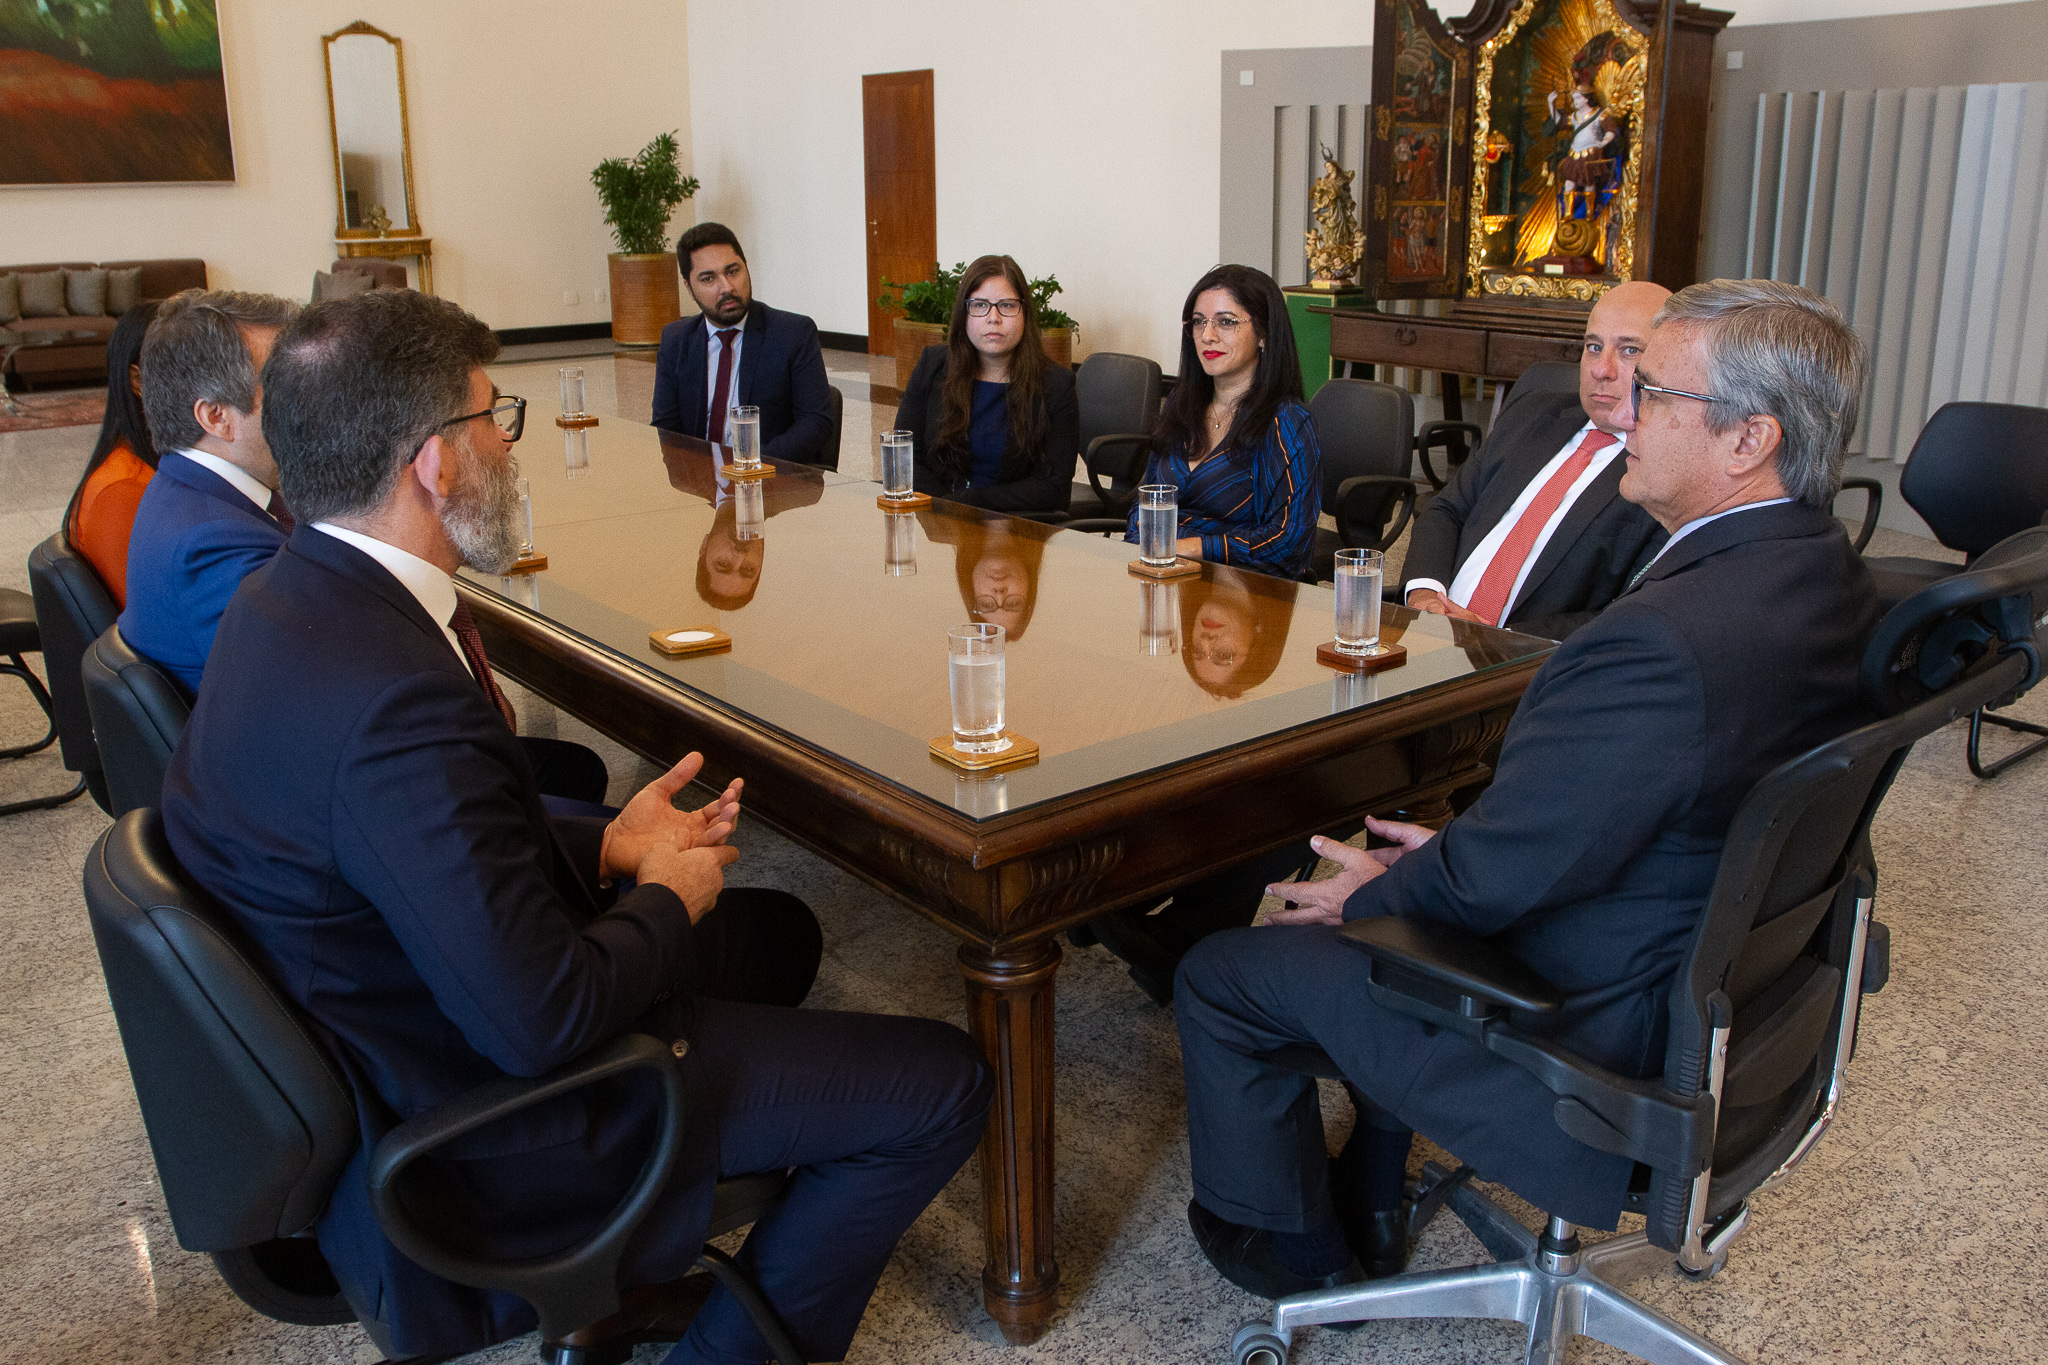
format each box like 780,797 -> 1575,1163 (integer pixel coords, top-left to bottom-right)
878,263 -> 1079,387
591,132 -> 699,346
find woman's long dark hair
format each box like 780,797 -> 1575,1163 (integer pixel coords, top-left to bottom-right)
66,301 -> 162,537
1154,264 -> 1301,465
932,254 -> 1047,488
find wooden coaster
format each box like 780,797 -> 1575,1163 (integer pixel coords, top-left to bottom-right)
1316,640 -> 1408,673
927,731 -> 1039,772
649,626 -> 732,657
877,491 -> 932,510
719,463 -> 777,481
554,414 -> 599,429
1127,556 -> 1201,580
506,551 -> 548,573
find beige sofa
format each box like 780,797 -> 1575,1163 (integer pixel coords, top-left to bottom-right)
2,259 -> 209,388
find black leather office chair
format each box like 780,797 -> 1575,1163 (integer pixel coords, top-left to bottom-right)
1227,543 -> 2048,1365
83,810 -> 804,1365
1306,378 -> 1420,582
0,586 -> 89,814
27,532 -> 115,812
1862,401 -> 2048,608
1064,350 -> 1162,521
81,624 -> 192,818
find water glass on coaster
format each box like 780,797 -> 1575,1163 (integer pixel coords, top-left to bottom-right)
883,511 -> 918,576
1319,548 -> 1405,672
559,366 -> 587,420
507,477 -> 546,572
1130,485 -> 1197,578
932,623 -> 1038,770
730,405 -> 762,471
878,429 -> 929,508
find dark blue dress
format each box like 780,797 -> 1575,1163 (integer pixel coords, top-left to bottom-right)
967,380 -> 1009,488
1125,398 -> 1322,579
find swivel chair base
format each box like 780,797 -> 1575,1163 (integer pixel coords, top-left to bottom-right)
1232,1168 -> 1748,1365
0,651 -> 88,815
1967,705 -> 2048,779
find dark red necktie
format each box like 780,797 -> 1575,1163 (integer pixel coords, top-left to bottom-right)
706,328 -> 739,446
449,600 -> 517,731
265,489 -> 295,534
1466,429 -> 1618,626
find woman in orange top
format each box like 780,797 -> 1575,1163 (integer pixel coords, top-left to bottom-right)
65,301 -> 161,606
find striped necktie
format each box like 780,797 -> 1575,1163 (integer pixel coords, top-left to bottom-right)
448,600 -> 517,731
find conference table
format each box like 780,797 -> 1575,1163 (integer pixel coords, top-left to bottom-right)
457,401 -> 1555,1345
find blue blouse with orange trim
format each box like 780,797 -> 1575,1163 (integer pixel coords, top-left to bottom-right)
1124,398 -> 1322,580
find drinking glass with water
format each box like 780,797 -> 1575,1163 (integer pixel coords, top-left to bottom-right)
1334,548 -> 1387,656
948,623 -> 1009,754
1137,484 -> 1178,566
515,477 -> 534,559
881,430 -> 916,501
730,405 -> 762,470
558,366 -> 587,421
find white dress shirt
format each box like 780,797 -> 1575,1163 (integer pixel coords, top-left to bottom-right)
310,522 -> 473,680
1406,421 -> 1627,615
705,314 -> 747,434
176,447 -> 273,514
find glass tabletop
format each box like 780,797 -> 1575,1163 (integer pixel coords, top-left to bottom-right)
471,402 -> 1554,821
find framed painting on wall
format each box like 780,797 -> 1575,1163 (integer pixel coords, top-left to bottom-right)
0,0 -> 235,185
1364,0 -> 1471,298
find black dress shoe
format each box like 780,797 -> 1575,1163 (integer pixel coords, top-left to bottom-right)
1187,1200 -> 1366,1301
548,1272 -> 716,1362
1092,908 -> 1183,1006
1353,1209 -> 1411,1278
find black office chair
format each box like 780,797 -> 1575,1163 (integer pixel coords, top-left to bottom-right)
1227,544 -> 2048,1365
81,624 -> 192,818
1306,378 -> 1421,582
0,586 -> 89,814
83,809 -> 804,1365
1862,401 -> 2048,608
27,532 -> 115,812
1064,351 -> 1162,521
818,383 -> 844,472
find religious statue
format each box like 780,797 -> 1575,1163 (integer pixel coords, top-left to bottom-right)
1544,82 -> 1620,221
1305,144 -> 1364,287
363,203 -> 392,237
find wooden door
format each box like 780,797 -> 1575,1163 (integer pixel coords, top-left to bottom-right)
863,70 -> 937,355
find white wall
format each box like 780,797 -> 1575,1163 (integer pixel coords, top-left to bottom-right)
0,0 -> 692,332
685,0 -> 1372,366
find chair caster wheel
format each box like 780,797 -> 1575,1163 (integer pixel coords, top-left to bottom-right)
1679,1252 -> 1729,1282
1232,1322 -> 1291,1365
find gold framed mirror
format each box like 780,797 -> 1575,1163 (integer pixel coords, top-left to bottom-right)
322,22 -> 420,239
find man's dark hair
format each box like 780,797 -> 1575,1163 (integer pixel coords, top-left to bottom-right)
140,288 -> 300,451
263,290 -> 499,525
676,221 -> 746,278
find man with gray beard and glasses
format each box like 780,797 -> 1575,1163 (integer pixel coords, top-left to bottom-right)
160,288 -> 992,1363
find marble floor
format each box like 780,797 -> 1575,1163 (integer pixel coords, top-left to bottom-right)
2,362 -> 2042,1365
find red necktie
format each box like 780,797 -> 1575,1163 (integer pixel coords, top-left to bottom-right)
706,328 -> 739,446
1465,429 -> 1619,626
265,489 -> 295,534
449,600 -> 517,731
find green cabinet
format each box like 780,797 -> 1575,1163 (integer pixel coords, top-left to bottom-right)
1283,285 -> 1371,400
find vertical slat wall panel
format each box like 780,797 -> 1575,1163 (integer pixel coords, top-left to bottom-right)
1742,82 -> 2048,460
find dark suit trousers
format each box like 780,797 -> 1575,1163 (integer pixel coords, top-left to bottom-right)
656,893 -> 994,1365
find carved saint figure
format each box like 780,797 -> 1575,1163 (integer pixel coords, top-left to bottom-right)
1546,82 -> 1619,219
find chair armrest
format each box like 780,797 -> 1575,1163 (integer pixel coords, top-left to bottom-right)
1840,476 -> 1883,553
1415,420 -> 1485,491
1084,433 -> 1151,517
1334,475 -> 1419,554
1061,518 -> 1132,536
1338,916 -> 1563,1024
367,1033 -> 685,1342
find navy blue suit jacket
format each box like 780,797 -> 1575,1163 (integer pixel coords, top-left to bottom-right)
162,528 -> 720,1353
1404,392 -> 1665,640
1342,500 -> 1878,1223
649,299 -> 834,465
118,451 -> 286,692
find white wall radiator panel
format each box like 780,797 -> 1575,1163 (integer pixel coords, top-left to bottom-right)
1742,82 -> 2048,461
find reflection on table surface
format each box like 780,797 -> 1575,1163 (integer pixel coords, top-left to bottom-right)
472,404 -> 1554,819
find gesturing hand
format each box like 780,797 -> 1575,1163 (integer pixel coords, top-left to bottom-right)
638,843 -> 740,923
1406,588 -> 1488,624
601,752 -> 744,883
1262,819 -> 1439,927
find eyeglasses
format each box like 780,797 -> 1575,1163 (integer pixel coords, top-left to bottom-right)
974,592 -> 1026,615
966,298 -> 1024,318
1631,374 -> 1725,409
407,395 -> 525,463
1186,313 -> 1247,337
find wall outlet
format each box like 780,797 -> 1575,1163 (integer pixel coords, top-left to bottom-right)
1726,50 -> 1743,71
563,288 -> 581,306
1239,69 -> 1254,86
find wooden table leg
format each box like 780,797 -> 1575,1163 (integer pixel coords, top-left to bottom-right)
959,937 -> 1061,1345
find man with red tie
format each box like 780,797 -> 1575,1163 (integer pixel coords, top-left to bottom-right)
1402,280 -> 1670,640
649,222 -> 836,467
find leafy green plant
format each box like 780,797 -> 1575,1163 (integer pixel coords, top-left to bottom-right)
590,132 -> 699,255
877,262 -> 1078,332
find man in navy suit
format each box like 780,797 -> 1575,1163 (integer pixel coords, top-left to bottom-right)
119,289 -> 299,693
1174,280 -> 1879,1299
1402,281 -> 1671,641
161,289 -> 991,1363
649,222 -> 835,466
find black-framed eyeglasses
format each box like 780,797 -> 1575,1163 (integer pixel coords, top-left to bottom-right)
1631,374 -> 1724,409
1186,313 -> 1247,336
409,395 -> 525,462
966,298 -> 1023,318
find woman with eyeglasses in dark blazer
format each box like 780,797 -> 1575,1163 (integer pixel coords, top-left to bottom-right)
895,254 -> 1078,514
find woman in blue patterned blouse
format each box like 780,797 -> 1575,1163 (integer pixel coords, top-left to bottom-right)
1124,264 -> 1322,579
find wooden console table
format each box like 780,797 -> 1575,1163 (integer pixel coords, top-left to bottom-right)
335,236 -> 434,294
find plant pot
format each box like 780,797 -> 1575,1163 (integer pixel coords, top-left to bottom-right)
893,319 -> 945,391
609,253 -> 682,347
1040,327 -> 1074,370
